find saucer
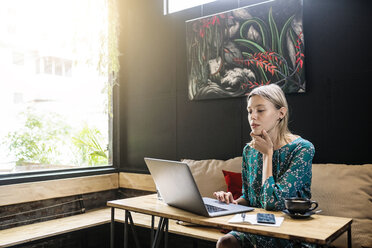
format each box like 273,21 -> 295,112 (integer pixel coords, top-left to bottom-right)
282,209 -> 322,219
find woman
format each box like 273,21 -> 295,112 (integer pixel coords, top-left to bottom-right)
214,84 -> 315,248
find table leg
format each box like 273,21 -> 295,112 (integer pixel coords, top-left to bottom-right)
164,218 -> 168,248
152,217 -> 164,248
110,208 -> 115,248
193,240 -> 198,248
128,211 -> 141,248
124,210 -> 129,248
151,215 -> 155,246
347,225 -> 352,248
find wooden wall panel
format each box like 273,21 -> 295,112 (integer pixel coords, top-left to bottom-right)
119,172 -> 156,192
0,174 -> 118,206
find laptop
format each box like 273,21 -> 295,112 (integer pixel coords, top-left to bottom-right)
144,157 -> 254,217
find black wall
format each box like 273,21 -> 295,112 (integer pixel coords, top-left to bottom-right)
118,0 -> 372,173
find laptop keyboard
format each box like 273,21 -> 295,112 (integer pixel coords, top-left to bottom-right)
205,204 -> 227,213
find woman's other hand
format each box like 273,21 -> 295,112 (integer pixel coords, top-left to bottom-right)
250,129 -> 274,156
213,191 -> 237,204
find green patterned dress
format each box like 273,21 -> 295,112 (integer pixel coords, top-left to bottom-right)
230,137 -> 316,248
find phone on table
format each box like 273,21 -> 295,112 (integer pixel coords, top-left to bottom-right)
256,213 -> 276,224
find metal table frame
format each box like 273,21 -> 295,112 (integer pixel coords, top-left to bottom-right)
111,208 -> 169,248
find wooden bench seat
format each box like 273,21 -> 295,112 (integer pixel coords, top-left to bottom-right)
0,208 -> 111,247
0,207 -> 222,247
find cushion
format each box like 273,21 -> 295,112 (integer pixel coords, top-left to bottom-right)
222,170 -> 242,200
181,157 -> 242,198
312,164 -> 372,248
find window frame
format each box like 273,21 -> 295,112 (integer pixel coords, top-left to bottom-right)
0,166 -> 117,186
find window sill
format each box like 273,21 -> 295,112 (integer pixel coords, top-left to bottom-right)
0,166 -> 117,186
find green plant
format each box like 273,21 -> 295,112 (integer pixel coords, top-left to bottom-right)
72,124 -> 108,166
4,110 -> 71,165
3,110 -> 108,167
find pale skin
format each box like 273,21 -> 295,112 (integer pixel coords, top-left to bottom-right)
214,95 -> 298,248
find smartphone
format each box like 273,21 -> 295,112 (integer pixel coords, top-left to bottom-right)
256,213 -> 276,224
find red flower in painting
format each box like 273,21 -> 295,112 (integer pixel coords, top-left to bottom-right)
199,29 -> 205,38
196,14 -> 225,37
295,32 -> 304,72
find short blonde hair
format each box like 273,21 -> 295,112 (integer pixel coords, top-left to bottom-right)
247,84 -> 291,143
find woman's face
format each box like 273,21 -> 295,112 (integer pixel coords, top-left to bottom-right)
247,95 -> 285,136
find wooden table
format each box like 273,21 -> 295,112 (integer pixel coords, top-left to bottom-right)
107,194 -> 352,248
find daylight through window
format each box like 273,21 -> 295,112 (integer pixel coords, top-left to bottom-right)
0,0 -> 111,173
164,0 -> 217,14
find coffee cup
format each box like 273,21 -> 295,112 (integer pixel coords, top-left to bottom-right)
284,197 -> 318,214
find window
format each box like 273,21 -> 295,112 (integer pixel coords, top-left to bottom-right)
164,0 -> 217,14
0,0 -> 115,174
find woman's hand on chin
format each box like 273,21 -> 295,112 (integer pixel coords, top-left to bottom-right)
250,129 -> 274,156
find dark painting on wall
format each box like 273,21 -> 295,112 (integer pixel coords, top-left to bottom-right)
186,0 -> 305,100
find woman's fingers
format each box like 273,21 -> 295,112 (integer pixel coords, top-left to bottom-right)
262,129 -> 269,138
213,191 -> 234,204
227,192 -> 235,204
254,135 -> 265,143
224,192 -> 231,204
213,191 -> 224,202
261,129 -> 272,143
218,193 -> 225,202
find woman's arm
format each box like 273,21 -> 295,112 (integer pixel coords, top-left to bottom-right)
262,152 -> 273,185
236,197 -> 249,206
260,143 -> 315,210
250,130 -> 274,185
